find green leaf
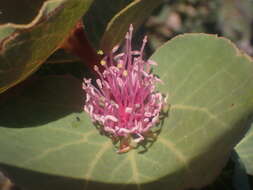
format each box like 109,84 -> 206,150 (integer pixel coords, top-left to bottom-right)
151,33 -> 253,188
83,0 -> 133,49
235,124 -> 253,175
0,0 -> 93,94
1,34 -> 253,190
100,0 -> 162,53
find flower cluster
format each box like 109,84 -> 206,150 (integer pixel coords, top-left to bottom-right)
83,25 -> 166,153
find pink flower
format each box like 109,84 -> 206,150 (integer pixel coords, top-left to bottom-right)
83,25 -> 167,153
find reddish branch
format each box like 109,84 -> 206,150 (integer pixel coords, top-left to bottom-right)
61,21 -> 102,71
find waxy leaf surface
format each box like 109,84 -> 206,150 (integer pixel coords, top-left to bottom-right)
151,34 -> 253,189
0,34 -> 253,190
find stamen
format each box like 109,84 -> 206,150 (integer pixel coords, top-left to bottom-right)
97,50 -> 104,55
123,70 -> 128,76
83,25 -> 167,153
100,60 -> 106,66
117,63 -> 123,69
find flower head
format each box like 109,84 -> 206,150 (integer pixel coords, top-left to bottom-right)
83,25 -> 167,153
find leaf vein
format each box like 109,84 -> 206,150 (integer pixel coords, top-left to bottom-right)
84,141 -> 111,189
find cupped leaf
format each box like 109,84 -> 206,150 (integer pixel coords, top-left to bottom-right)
151,34 -> 253,189
1,34 -> 253,190
235,124 -> 253,175
100,0 -> 162,53
0,0 -> 93,94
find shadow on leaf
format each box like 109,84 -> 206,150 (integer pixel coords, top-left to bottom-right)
0,162 -> 185,190
0,0 -> 44,24
0,75 -> 84,128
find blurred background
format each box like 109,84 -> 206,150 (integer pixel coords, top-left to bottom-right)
145,0 -> 253,56
41,0 -> 253,78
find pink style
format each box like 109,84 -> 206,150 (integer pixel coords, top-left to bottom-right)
83,25 -> 166,153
